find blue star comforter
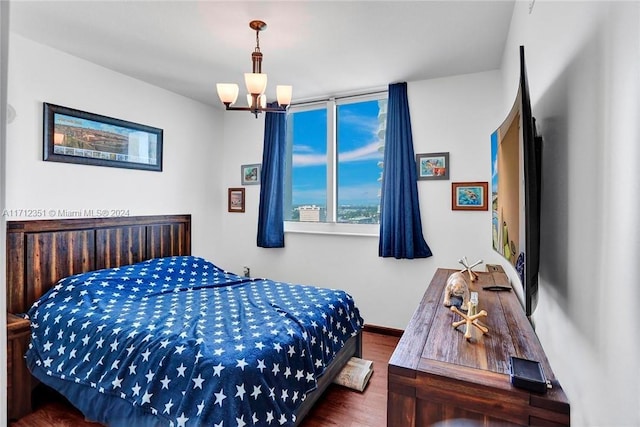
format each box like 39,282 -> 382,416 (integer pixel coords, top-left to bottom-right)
25,256 -> 363,426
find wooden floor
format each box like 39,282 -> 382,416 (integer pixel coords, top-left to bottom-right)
10,331 -> 400,427
300,331 -> 399,427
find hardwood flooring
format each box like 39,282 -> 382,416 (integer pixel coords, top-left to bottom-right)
300,332 -> 400,427
10,331 -> 400,427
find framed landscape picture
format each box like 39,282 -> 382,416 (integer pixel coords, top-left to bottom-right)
452,182 -> 488,211
43,103 -> 163,171
241,163 -> 261,185
416,152 -> 449,180
228,188 -> 245,213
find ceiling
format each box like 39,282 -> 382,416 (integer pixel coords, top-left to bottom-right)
9,1 -> 515,109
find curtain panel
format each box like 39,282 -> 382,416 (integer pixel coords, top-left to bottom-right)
257,105 -> 286,248
379,82 -> 432,259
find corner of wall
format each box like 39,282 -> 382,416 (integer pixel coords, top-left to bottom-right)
0,0 -> 10,422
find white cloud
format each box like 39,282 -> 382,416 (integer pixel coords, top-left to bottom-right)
293,144 -> 317,154
338,110 -> 380,134
293,139 -> 383,167
339,141 -> 383,162
292,153 -> 327,166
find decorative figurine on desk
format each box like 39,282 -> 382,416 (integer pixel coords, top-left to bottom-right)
443,271 -> 470,311
451,291 -> 489,341
458,256 -> 483,282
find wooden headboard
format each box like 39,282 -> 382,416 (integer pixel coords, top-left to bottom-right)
6,214 -> 191,314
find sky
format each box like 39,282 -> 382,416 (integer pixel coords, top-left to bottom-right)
289,100 -> 384,207
56,113 -> 131,136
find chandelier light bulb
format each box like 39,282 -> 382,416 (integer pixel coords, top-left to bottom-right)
247,94 -> 267,109
216,83 -> 239,105
245,73 -> 268,96
276,85 -> 293,107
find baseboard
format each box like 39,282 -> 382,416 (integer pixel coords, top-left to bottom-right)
363,324 -> 404,337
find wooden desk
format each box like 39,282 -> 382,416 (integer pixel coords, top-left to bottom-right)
387,268 -> 570,426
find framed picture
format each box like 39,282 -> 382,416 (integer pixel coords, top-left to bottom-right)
452,182 -> 489,211
416,152 -> 449,180
241,163 -> 261,185
43,102 -> 163,172
228,188 -> 245,213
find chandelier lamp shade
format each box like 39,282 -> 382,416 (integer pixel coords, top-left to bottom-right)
216,20 -> 293,118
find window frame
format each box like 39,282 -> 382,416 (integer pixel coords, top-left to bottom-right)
284,91 -> 387,236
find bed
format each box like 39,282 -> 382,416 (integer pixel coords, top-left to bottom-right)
7,215 -> 363,426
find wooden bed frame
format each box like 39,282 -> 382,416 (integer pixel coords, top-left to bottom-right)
6,214 -> 360,424
7,214 -> 192,314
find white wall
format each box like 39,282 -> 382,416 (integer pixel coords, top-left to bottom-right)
502,2 -> 640,425
0,1 -> 10,422
5,34 -> 224,259
216,70 -> 509,330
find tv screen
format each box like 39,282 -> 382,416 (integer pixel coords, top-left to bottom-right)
491,46 -> 542,317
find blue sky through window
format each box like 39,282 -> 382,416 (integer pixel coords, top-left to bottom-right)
290,100 -> 384,208
291,108 -> 327,206
337,101 -> 384,206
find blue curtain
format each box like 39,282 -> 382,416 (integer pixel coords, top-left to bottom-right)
257,105 -> 286,248
379,83 -> 432,259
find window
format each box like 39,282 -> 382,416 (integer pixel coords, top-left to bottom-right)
284,93 -> 387,229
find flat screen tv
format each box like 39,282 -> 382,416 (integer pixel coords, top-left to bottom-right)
491,46 -> 542,317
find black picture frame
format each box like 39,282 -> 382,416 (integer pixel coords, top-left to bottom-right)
416,152 -> 450,180
43,103 -> 163,172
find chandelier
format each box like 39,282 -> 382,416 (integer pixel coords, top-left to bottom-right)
216,20 -> 292,118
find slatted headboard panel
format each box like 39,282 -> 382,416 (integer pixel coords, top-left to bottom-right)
6,214 -> 191,314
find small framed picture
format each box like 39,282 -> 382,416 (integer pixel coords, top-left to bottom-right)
452,182 -> 488,211
228,188 -> 245,213
241,163 -> 261,185
416,152 -> 449,180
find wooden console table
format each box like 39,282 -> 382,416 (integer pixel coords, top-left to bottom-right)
387,268 -> 570,426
